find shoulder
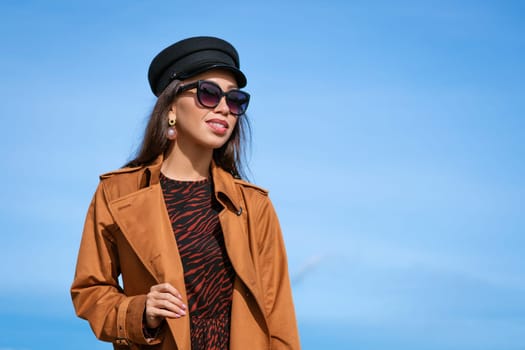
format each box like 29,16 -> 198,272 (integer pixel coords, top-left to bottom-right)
99,165 -> 144,180
232,178 -> 277,215
233,178 -> 269,196
97,165 -> 146,201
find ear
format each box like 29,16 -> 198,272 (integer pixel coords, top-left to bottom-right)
168,103 -> 177,117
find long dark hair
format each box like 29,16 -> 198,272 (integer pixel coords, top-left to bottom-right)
125,79 -> 251,178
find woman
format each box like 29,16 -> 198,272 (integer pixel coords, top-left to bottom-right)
71,36 -> 300,350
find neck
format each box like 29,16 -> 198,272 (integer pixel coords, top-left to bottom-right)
161,141 -> 213,181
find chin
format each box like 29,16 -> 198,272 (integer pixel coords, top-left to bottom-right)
197,138 -> 228,150
211,141 -> 229,150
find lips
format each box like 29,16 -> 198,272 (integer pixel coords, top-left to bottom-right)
206,118 -> 229,134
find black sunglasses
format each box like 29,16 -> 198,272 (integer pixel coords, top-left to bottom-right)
177,80 -> 250,116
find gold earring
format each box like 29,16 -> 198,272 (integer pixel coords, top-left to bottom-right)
167,115 -> 177,139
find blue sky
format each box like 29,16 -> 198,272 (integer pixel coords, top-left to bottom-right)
0,1 -> 524,349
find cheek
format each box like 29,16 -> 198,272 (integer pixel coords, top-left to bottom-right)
175,101 -> 193,117
228,117 -> 239,134
225,119 -> 240,140
230,116 -> 239,128
175,96 -> 203,117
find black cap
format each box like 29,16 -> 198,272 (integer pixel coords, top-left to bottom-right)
148,36 -> 247,96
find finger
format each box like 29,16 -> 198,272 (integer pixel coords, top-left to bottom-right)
156,299 -> 187,315
150,283 -> 183,299
152,308 -> 183,319
147,297 -> 186,316
147,308 -> 185,320
147,289 -> 179,301
146,303 -> 186,319
150,282 -> 172,291
156,292 -> 186,310
147,291 -> 186,311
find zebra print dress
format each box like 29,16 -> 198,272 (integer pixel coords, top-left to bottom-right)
160,173 -> 235,350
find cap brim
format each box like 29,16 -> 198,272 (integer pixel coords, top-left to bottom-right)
177,64 -> 247,88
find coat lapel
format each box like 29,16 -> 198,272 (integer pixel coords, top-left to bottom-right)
220,209 -> 263,303
107,182 -> 191,350
212,165 -> 265,311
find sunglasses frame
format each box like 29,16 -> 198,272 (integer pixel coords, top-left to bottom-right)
177,80 -> 250,116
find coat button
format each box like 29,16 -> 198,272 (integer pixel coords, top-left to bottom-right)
236,207 -> 243,216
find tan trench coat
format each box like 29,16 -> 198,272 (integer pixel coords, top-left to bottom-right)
71,156 -> 300,349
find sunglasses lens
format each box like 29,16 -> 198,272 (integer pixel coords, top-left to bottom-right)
226,91 -> 250,115
198,82 -> 221,108
193,81 -> 249,116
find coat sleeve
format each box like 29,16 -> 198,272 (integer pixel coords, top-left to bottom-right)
70,182 -> 162,346
255,195 -> 301,349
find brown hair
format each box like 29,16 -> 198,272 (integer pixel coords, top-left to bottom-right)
125,79 -> 251,178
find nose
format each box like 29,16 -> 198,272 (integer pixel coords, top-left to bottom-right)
213,96 -> 230,115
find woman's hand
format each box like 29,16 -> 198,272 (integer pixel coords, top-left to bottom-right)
145,283 -> 187,328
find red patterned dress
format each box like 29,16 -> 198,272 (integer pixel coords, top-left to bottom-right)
160,173 -> 235,350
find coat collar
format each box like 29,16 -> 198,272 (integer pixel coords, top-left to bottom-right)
141,155 -> 242,213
